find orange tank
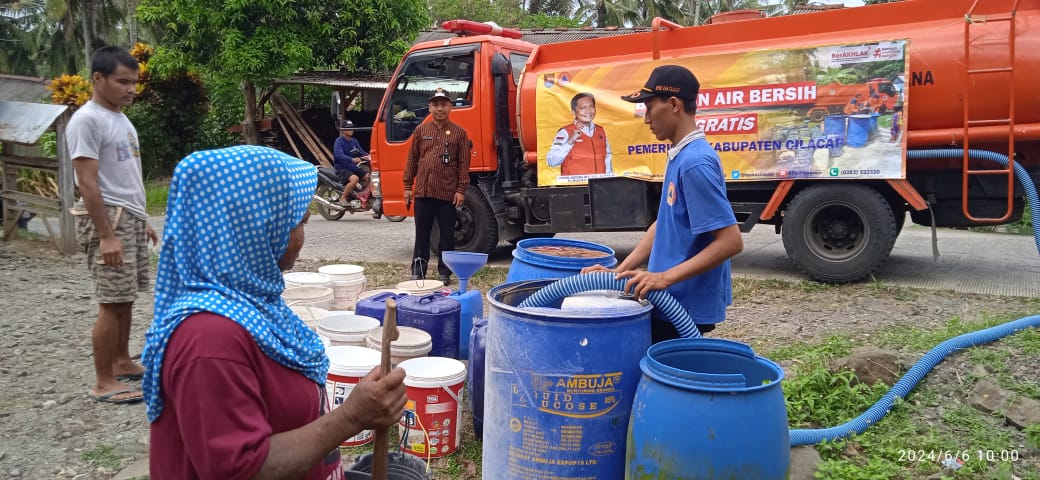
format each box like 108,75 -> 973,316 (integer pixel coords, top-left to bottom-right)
518,0 -> 1040,153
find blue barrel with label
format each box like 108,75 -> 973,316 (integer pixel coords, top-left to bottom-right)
483,279 -> 652,479
627,338 -> 789,479
847,114 -> 872,147
395,294 -> 461,358
507,238 -> 617,283
823,114 -> 847,157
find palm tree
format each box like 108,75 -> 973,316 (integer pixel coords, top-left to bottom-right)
1,0 -> 47,76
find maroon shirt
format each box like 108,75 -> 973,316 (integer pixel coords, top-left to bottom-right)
150,313 -> 342,480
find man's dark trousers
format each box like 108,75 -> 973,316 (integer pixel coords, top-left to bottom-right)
412,197 -> 456,279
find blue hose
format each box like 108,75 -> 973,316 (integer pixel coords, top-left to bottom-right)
790,314 -> 1040,445
517,271 -> 702,338
906,149 -> 1040,256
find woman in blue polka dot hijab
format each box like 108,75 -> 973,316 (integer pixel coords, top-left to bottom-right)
141,146 -> 407,479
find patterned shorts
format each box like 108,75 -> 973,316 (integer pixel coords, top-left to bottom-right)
77,205 -> 151,304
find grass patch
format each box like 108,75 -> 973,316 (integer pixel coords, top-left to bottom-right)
82,445 -> 124,470
145,179 -> 169,216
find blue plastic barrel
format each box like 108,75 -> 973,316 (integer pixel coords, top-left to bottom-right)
823,114 -> 847,157
483,279 -> 651,478
869,112 -> 881,140
355,291 -> 406,325
468,317 -> 488,439
395,294 -> 461,358
448,289 -> 482,360
627,338 -> 789,479
847,114 -> 872,147
507,238 -> 617,283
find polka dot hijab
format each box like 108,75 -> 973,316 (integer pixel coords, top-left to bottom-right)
141,146 -> 327,422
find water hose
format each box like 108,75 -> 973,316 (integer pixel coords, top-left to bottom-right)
517,271 -> 702,338
906,149 -> 1040,256
790,314 -> 1040,445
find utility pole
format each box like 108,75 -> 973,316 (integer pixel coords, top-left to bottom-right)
693,0 -> 701,25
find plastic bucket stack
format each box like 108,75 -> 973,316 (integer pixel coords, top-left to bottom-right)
397,356 -> 467,458
319,264 -> 367,311
396,279 -> 445,296
317,314 -> 381,347
626,338 -> 789,478
289,305 -> 330,331
325,345 -> 383,447
365,326 -> 432,366
284,271 -> 332,290
506,238 -> 617,282
282,286 -> 334,310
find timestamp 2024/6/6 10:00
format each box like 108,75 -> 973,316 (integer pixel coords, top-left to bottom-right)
897,449 -> 1022,463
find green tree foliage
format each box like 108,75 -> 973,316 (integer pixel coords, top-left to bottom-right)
427,0 -> 580,28
138,0 -> 429,144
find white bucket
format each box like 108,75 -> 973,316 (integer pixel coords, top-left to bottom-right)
320,335 -> 331,349
318,264 -> 365,282
325,345 -> 382,447
289,306 -> 330,331
284,271 -> 332,289
395,279 -> 445,296
365,326 -> 432,366
283,286 -> 334,310
331,277 -> 367,311
397,356 -> 467,458
317,314 -> 381,347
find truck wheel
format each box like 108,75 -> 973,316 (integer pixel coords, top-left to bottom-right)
782,184 -> 897,283
808,108 -> 827,123
432,184 -> 498,255
315,185 -> 345,221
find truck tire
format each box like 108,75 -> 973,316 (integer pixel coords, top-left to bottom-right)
315,185 -> 345,221
432,184 -> 498,255
782,184 -> 897,283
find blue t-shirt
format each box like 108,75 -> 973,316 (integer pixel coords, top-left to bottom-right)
333,136 -> 367,173
648,133 -> 737,324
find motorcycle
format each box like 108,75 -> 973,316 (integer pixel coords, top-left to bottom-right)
313,149 -> 406,222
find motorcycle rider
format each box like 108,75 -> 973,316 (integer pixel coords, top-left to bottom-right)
332,119 -> 370,206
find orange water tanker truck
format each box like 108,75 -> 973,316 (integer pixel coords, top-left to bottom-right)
367,0 -> 1040,283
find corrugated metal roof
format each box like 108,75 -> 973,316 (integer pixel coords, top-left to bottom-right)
0,74 -> 50,104
415,26 -> 651,45
0,100 -> 68,145
272,71 -> 392,90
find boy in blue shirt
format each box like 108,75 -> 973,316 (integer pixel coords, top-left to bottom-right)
332,119 -> 370,206
585,65 -> 743,342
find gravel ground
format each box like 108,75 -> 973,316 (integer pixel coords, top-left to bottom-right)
0,238 -> 1037,479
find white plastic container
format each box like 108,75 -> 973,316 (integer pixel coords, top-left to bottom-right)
395,279 -> 445,296
325,345 -> 382,446
318,264 -> 365,282
397,356 -> 467,458
289,305 -> 331,331
282,286 -> 334,310
365,326 -> 432,366
317,314 -> 381,347
331,277 -> 367,311
284,271 -> 332,289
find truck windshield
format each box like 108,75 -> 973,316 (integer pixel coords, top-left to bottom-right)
385,45 -> 478,143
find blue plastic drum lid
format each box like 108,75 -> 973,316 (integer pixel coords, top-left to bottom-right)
627,338 -> 790,480
482,279 -> 652,479
395,293 -> 461,359
506,238 -> 617,283
847,114 -> 872,147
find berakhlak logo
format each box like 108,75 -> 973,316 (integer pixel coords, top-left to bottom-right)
829,167 -> 840,176
543,73 -> 555,88
559,72 -> 571,86
731,170 -> 741,179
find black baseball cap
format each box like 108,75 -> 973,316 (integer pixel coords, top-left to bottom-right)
429,87 -> 452,102
336,119 -> 354,131
621,65 -> 700,103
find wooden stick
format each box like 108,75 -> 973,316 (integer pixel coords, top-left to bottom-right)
371,298 -> 399,480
